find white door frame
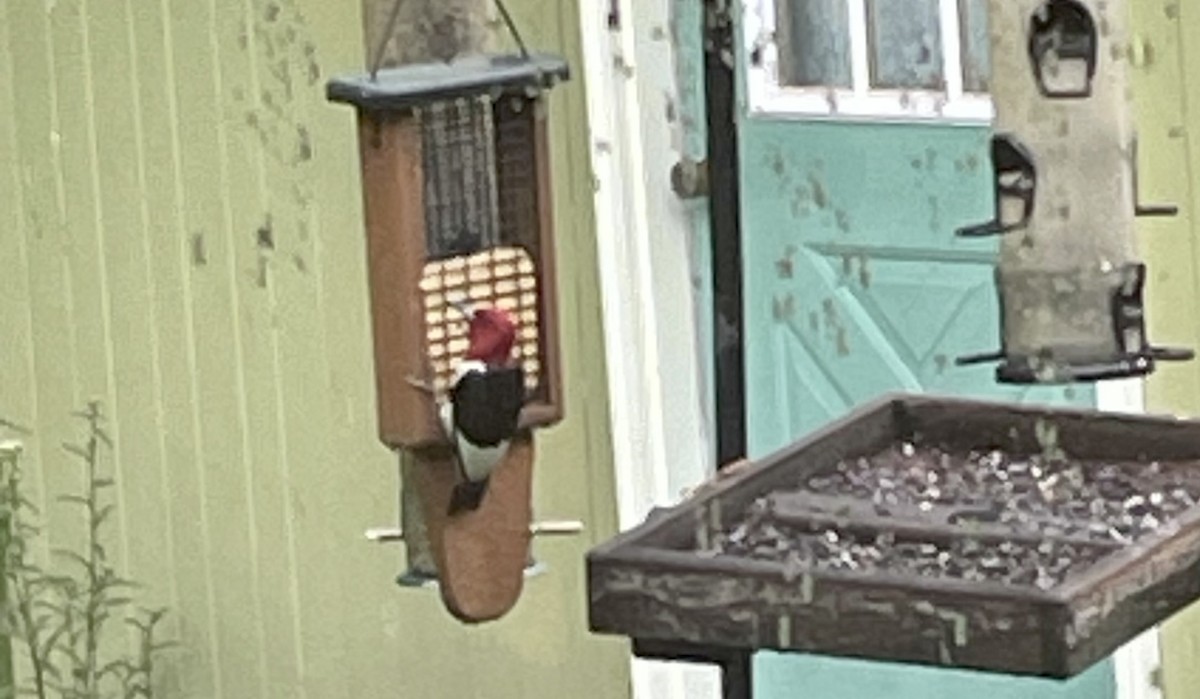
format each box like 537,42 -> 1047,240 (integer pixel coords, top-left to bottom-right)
578,0 -> 720,697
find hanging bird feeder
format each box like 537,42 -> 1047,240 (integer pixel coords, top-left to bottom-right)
955,0 -> 1192,383
326,53 -> 569,450
325,14 -> 575,622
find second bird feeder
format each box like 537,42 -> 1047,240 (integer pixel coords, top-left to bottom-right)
956,0 -> 1192,383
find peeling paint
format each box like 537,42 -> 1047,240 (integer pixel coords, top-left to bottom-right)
770,153 -> 785,176
773,295 -> 796,320
191,233 -> 208,267
776,246 -> 796,278
835,209 -> 851,234
809,175 -> 829,209
822,298 -> 850,356
776,614 -> 792,647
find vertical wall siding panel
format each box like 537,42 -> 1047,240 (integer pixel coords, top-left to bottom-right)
254,2 -> 391,695
128,0 -> 222,694
85,0 -> 175,672
1137,0 -> 1200,417
6,0 -> 90,567
286,2 -> 423,697
0,19 -> 26,681
231,0 -> 333,695
0,19 -> 44,681
209,0 -> 291,695
165,0 -> 264,694
0,5 -> 39,452
49,0 -> 118,459
1147,1 -> 1200,697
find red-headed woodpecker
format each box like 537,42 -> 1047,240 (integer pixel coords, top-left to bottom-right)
441,300 -> 527,514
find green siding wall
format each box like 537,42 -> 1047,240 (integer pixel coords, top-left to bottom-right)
0,1 -> 626,697
1136,2 -> 1200,699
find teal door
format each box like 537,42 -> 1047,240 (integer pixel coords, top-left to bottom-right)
691,0 -> 1116,696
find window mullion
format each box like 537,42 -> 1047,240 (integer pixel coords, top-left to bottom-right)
847,0 -> 871,96
940,0 -> 965,101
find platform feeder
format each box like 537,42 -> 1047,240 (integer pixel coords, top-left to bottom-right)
589,394 -> 1200,695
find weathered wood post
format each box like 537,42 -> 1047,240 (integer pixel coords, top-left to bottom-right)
359,0 -> 493,582
957,0 -> 1191,382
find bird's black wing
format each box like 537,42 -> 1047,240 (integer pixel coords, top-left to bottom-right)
450,366 -> 526,447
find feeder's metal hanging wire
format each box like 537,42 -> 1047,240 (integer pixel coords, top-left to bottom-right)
369,0 -> 533,81
492,0 -> 531,60
369,0 -> 406,81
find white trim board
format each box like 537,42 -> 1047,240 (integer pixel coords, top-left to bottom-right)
1098,378 -> 1164,699
577,0 -> 719,697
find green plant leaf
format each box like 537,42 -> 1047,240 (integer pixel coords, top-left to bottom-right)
97,659 -> 131,680
51,549 -> 90,570
0,418 -> 32,435
40,624 -> 69,663
93,428 -> 113,448
93,505 -> 116,528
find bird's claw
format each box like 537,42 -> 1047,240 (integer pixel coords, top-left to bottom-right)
404,375 -> 436,394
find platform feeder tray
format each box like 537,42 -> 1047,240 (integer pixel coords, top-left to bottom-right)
587,393 -> 1200,679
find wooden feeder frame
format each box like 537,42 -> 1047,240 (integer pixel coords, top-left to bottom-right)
327,54 -> 569,451
588,393 -> 1200,691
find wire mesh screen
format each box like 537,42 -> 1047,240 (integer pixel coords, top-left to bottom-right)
494,96 -> 540,251
420,96 -> 502,259
415,94 -> 549,404
419,247 -> 542,397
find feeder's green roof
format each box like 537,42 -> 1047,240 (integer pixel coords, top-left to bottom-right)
326,53 -> 570,111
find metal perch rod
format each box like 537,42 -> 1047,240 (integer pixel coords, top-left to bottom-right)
365,520 -> 585,542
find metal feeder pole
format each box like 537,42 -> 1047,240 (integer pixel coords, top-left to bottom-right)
360,0 -> 493,583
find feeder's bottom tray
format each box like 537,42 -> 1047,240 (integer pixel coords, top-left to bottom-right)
587,394 -> 1200,678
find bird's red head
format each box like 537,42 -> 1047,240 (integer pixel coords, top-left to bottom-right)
464,307 -> 518,366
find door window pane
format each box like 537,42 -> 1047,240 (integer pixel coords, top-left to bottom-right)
959,0 -> 992,92
776,0 -> 853,88
867,0 -> 944,90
